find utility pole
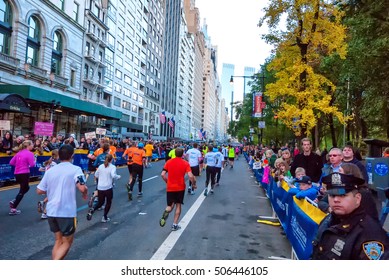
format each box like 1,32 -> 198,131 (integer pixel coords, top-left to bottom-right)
260,66 -> 265,145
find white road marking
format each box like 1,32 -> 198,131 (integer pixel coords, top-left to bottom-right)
143,175 -> 158,182
150,192 -> 206,260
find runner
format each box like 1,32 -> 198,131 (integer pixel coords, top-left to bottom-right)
214,147 -> 225,186
159,148 -> 196,231
87,154 -> 120,223
144,141 -> 154,168
8,140 -> 35,215
228,144 -> 235,169
127,142 -> 146,200
184,142 -> 202,194
36,144 -> 88,260
123,141 -> 137,191
203,145 -> 218,196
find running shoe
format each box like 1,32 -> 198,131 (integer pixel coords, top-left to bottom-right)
171,224 -> 181,231
210,189 -> 214,194
204,188 -> 208,196
188,187 -> 192,194
9,199 -> 15,209
101,217 -> 111,223
159,210 -> 170,227
137,192 -> 143,197
97,205 -> 105,211
126,183 -> 131,192
86,208 -> 94,221
128,191 -> 133,201
9,208 -> 21,215
190,190 -> 195,195
41,213 -> 48,219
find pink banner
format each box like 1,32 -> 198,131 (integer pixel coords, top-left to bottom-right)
34,122 -> 54,136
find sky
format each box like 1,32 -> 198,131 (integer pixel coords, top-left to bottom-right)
195,0 -> 274,102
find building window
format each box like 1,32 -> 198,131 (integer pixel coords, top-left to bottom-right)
0,0 -> 12,54
59,0 -> 65,11
73,2 -> 79,21
51,31 -> 63,75
70,69 -> 76,87
26,16 -> 40,66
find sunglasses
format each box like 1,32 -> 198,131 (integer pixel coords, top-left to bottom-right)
329,154 -> 341,157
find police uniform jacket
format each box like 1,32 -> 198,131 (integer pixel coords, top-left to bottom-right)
311,207 -> 389,260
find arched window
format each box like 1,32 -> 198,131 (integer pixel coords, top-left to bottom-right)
26,15 -> 40,66
51,31 -> 63,75
0,0 -> 12,54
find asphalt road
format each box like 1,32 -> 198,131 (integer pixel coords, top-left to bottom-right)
0,155 -> 291,260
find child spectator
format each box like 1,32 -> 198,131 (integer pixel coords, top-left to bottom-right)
287,175 -> 319,200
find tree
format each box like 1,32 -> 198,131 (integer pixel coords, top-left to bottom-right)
259,0 -> 348,140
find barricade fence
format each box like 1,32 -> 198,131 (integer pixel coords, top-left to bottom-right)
245,152 -> 327,260
0,150 -> 165,183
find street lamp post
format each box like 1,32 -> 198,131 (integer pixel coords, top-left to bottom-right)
259,68 -> 265,144
230,75 -> 255,100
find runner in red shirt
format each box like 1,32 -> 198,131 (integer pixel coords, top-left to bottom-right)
159,148 -> 196,231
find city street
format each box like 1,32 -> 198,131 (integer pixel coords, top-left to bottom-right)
0,156 -> 291,260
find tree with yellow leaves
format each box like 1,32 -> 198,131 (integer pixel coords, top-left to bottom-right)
259,0 -> 347,138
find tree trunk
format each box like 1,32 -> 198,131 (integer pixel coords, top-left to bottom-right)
328,114 -> 337,147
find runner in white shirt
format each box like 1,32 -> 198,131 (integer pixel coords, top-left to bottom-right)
185,143 -> 202,194
36,144 -> 88,260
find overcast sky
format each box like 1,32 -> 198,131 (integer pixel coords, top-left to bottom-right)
195,0 -> 273,102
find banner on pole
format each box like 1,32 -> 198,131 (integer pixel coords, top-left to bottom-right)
252,92 -> 263,118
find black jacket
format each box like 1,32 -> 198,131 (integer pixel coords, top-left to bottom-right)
311,207 -> 389,260
290,152 -> 323,182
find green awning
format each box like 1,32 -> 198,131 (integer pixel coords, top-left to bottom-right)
0,85 -> 122,120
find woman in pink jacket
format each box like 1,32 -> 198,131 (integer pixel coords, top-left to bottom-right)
9,140 -> 35,215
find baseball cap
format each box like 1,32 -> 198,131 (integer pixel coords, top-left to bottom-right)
322,172 -> 365,195
295,176 -> 312,185
138,142 -> 144,148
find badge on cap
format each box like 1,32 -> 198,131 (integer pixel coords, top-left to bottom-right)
363,241 -> 384,260
331,173 -> 343,186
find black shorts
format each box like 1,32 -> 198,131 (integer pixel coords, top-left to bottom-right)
229,157 -> 235,161
166,190 -> 185,206
191,165 -> 200,176
48,217 -> 77,236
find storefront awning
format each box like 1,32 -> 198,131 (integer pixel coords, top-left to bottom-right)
0,93 -> 31,113
0,85 -> 122,120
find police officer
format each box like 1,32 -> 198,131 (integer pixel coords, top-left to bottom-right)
311,172 -> 389,260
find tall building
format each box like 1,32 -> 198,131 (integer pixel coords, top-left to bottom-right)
201,20 -> 219,142
0,0 -> 122,138
184,0 -> 204,141
175,9 -> 195,141
244,66 -> 256,98
221,63 -> 234,121
161,0 -> 182,139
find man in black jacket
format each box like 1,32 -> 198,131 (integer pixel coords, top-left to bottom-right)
342,144 -> 368,183
290,138 -> 323,183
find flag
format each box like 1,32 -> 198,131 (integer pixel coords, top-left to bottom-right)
198,128 -> 203,139
202,130 -> 207,140
159,111 -> 166,124
168,117 -> 175,132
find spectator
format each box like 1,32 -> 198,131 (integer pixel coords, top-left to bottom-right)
383,147 -> 389,158
342,144 -> 368,183
290,138 -> 323,183
287,176 -> 319,200
321,147 -> 344,178
0,131 -> 13,154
